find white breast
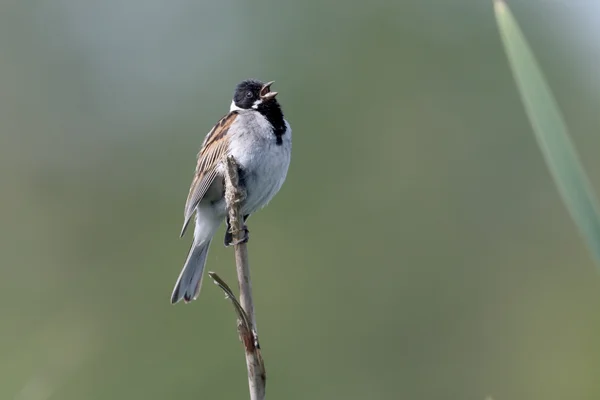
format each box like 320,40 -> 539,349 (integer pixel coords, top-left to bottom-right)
224,111 -> 292,215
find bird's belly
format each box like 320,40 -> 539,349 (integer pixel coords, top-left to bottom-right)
233,143 -> 290,216
242,170 -> 284,215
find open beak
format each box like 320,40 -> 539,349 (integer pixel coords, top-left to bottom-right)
259,81 -> 278,100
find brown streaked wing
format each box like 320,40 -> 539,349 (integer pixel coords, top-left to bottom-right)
180,111 -> 238,237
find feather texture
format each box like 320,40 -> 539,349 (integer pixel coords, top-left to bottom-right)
180,111 -> 238,236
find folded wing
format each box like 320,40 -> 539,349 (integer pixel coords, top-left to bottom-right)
180,111 -> 238,237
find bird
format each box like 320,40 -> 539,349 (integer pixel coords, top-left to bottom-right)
170,79 -> 292,304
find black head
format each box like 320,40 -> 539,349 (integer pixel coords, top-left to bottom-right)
232,79 -> 279,110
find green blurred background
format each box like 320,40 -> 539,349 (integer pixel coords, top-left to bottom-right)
2,1 -> 600,399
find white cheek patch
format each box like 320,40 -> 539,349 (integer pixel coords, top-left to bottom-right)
230,101 -> 243,112
252,99 -> 263,109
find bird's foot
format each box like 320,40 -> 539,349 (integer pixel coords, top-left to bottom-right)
224,225 -> 250,246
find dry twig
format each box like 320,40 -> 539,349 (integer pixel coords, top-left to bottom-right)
208,155 -> 266,400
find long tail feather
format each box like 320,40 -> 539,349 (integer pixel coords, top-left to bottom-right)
170,240 -> 212,304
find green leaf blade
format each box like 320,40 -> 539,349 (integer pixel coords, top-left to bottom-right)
494,0 -> 600,269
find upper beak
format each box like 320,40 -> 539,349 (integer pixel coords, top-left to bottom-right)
260,81 -> 278,100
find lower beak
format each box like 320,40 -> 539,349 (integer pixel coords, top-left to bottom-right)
261,91 -> 278,100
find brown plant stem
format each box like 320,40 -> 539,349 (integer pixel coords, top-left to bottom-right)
208,155 -> 266,400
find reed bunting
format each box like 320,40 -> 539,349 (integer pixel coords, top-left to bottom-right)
171,79 -> 292,304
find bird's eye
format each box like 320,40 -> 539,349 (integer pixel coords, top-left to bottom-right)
246,92 -> 253,99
